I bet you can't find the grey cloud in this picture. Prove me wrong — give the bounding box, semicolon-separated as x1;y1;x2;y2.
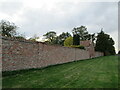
15;2;117;38
0;1;23;15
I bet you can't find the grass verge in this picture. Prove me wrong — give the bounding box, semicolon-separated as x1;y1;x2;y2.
2;55;118;88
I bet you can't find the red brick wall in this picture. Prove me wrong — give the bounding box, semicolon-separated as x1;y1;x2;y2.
2;36;103;71
95;51;104;58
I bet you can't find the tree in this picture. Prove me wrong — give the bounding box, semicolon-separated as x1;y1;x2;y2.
118;51;120;54
73;34;80;45
64;37;73;47
91;33;96;43
43;31;56;44
54;32;71;45
0;20;17;37
72;26;91;40
95;30;116;56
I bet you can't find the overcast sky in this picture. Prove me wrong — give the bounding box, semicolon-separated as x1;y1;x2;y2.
0;0;119;52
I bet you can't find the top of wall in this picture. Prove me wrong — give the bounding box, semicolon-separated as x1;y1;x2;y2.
1;36;87;51
1;36;40;44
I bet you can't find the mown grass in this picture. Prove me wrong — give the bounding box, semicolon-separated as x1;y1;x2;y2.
2;55;118;88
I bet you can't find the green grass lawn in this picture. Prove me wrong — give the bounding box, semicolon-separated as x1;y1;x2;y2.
2;55;118;88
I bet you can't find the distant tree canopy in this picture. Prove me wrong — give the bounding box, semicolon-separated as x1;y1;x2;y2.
95;30;116;56
43;31;57;44
64;37;73;47
0;20;17;37
43;31;71;45
0;20;26;40
72;26;96;45
72;26;91;40
54;32;71;45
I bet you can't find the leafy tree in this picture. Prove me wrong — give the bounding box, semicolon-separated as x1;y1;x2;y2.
64;37;73;46
43;31;56;44
72;26;91;40
54;32;71;45
0;20;17;37
43;32;71;45
95;30;116;56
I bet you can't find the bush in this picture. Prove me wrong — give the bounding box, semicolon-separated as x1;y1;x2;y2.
67;45;85;50
64;37;73;47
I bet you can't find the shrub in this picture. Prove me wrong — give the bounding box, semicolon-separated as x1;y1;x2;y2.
67;45;85;50
64;37;73;47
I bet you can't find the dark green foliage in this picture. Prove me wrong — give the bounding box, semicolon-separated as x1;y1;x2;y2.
43;31;57;44
72;26;90;40
0;20;17;37
91;33;96;43
0;20;26;40
72;26;96;45
95;30;116;56
15;33;26;40
70;45;85;49
42;26;97;46
54;32;71;45
73;34;80;45
15;36;25;40
2;56;118;88
118;51;120;54
43;31;71;45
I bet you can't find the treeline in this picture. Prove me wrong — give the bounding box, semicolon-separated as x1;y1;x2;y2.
0;20;117;55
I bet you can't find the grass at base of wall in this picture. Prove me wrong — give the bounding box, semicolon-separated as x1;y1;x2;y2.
2;57;93;77
2;55;118;88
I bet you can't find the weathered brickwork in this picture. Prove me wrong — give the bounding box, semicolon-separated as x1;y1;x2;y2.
2;36;103;71
95;51;104;58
